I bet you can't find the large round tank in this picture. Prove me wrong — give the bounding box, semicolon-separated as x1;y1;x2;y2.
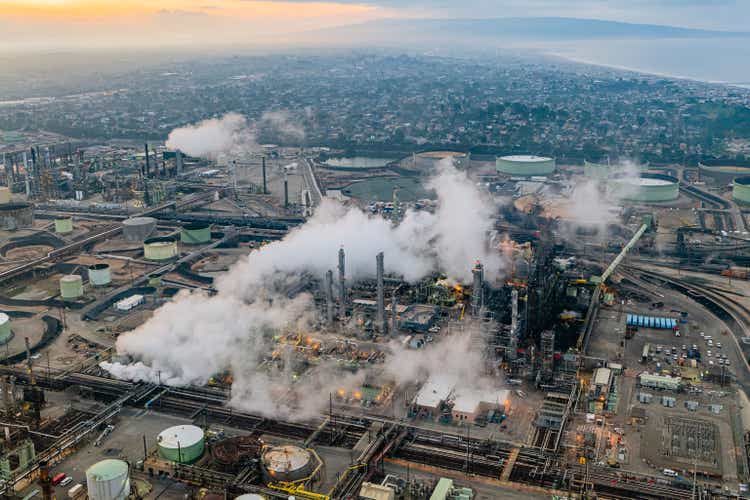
733;176;750;204
496;155;555;176
85;459;130;500
54;217;73;234
59;275;83;299
122;217;156;242
0;187;11;204
235;495;266;500
261;445;314;483
181;223;211;245
157;425;204;464
0;313;12;345
88;264;112;286
0;202;34;230
611;173;679;202
143;237;178;261
699;161;750;183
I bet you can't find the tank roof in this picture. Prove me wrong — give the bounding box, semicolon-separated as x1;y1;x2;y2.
123;216;156;225
0;313;9;324
157;425;204;449
263;445;310;472
499;155;553;162
60;275;82;282
734;176;750;186
89;263;110;270
86;459;129;481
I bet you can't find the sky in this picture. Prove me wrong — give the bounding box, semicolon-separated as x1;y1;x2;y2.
0;0;748;51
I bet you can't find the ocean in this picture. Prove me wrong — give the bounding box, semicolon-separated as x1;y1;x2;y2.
548;38;750;88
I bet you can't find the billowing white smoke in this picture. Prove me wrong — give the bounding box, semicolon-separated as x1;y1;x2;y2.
261;110;306;143
102;160;504;419
165;113;257;159
564;159;644;236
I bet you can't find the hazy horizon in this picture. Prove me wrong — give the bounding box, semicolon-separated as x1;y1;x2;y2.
2;1;750;52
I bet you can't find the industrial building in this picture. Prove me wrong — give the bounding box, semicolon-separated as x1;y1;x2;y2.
496;155;556;176
638;372;681;391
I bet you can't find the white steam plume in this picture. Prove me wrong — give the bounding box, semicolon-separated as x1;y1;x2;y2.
261;110;306;143
165;113;257;159
102;160;505;419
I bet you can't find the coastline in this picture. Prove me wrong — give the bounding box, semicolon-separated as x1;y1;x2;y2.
547;49;750;90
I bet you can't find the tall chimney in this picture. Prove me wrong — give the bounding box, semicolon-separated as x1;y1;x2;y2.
376;252;385;333
338;247;346;318
390;291;398;335
284;170;289;209
471;261;484;317
144;143;150;178
511;288;519;335
262;156;268;194
326;270;335;325
175;149;183;175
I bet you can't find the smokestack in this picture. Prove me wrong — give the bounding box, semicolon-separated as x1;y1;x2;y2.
471;261;484;317
284;170;289;209
325;270;335;326
376;252;385;334
144;143;150;178
511;288;519;334
390;291;398;335
338;247;346;318
176;149;183;175
262;156;268;194
39;460;52;500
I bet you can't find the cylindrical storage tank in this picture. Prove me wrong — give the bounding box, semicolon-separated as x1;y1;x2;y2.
148;274;163;287
88;264;112;286
181;223;212;245
85;459;130;500
144;237;178;261
0;313;12;345
261;445;314;483
733;176;750;204
59;275;83;299
235;495;266;500
611;173;679;202
0;187;10;204
157;425;205;464
0;202;34;230
496;155;555;176
122;216;156;242
54;217;73;234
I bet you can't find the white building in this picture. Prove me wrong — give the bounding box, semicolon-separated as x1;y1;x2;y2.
413;376;455;417
116;294;144;311
451;388;511;423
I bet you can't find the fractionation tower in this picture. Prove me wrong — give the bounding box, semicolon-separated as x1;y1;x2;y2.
376;252;385;333
338;247;346;318
391;291;398;335
507;288;519;361
471;261;484;317
541;330;555;382
262;156;268;194
325;270;335;325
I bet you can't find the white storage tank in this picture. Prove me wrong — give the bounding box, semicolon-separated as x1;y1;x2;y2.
85;459;130;500
235;495;266;500
88;264;112;286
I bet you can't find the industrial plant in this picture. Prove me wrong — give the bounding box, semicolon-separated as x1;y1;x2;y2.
1;128;750;500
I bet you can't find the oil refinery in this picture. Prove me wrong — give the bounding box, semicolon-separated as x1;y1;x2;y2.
1;137;750;500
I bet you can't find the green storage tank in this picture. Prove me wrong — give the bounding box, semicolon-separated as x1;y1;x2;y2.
143;237;178;261
59;275;83;299
733;176;750;204
180;223;211;245
496;155;555;176
54;218;73;234
611;173;679;202
157;425;204;464
0;313;12;345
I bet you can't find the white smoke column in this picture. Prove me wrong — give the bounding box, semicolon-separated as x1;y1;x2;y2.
165;113;257;159
102;160;505;419
261;110;306;143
